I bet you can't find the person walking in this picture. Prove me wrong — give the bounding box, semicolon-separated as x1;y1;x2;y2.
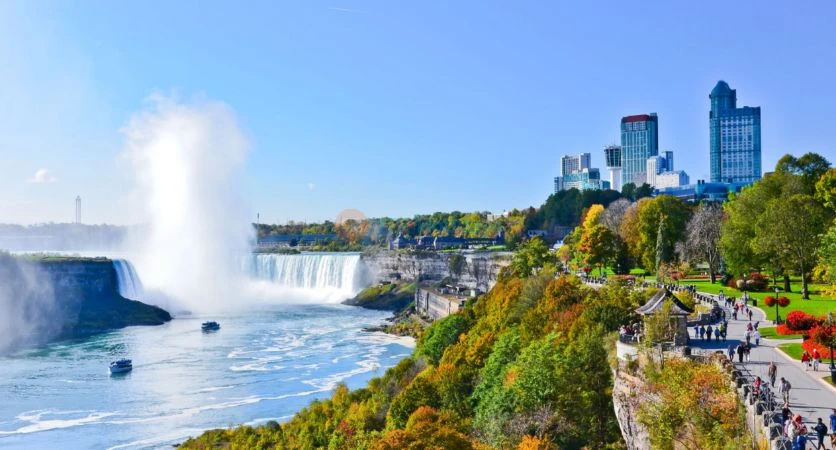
744;343;751;362
748;309;754;321
706;325;713;342
803;351;812;371
745;330;752;346
829;409;836;448
728;345;735;362
813;418;828;450
780;378;792;405
737;343;745;363
694;324;700;339
714;327;720;341
699;325;706;341
813;348;821;371
754;329;761;346
768;361;778;387
782;403;792;425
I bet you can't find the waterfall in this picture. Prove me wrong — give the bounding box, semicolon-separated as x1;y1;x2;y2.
113;259;145;301
243;253;368;298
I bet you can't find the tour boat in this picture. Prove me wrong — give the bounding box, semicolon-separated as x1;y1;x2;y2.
109;359;133;374
201;321;221;332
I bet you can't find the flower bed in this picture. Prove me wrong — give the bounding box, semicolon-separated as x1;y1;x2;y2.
776;310;820;336
802;337;835;360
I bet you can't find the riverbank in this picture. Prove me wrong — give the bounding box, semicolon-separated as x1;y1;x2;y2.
344;282;428;338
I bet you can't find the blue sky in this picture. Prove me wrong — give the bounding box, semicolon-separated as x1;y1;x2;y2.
1;1;835;225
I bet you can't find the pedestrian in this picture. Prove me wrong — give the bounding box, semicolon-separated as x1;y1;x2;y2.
780;378;792;405
753;376;762;397
700;325;706;341
813;348;821;371
745;330;752;346
829;409;836;448
803;351;812;371
794;433;808;450
728;344;735;361
813;417;828;450
748;309;753;321
768;361;777;387
754;329;761;346
755;320;760;330
694;324;700;339
737;343;745;363
706;325;713;342
744;343;751;362
782;403;792;425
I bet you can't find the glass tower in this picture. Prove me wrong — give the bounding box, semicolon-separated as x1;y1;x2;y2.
620;113;659;186
709;81;761;183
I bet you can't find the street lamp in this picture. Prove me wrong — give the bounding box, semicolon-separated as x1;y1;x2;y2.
829;312;836;382
774;287;781;324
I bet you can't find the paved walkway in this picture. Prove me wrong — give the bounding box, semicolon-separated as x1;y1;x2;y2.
689;298;836;448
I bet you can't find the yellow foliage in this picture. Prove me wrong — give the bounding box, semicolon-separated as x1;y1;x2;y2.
582;204;605;230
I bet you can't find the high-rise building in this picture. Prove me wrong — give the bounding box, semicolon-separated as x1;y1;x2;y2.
709;81;761;183
561;152;591;176
620;113;659;187
645;151;675;188
603;145;622;192
554;152;610;193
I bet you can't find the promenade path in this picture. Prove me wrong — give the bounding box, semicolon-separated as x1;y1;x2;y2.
689;297;836;448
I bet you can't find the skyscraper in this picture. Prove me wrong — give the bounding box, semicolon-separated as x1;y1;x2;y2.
709;81;761;183
620;113;659;187
561;152;591;176
603;145;622;192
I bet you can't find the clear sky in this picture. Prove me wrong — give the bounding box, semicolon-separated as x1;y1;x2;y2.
1;1;835;225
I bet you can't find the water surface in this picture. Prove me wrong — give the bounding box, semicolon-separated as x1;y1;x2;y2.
0;304;412;449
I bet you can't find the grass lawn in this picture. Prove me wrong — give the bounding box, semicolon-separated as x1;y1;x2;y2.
758;326;804;340
682;278;836;321
778;343;805;360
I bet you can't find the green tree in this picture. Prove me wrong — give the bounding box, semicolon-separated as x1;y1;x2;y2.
816;168;836;212
634;196;691;272
755;194;831;299
775;152;832;194
511;236;556;277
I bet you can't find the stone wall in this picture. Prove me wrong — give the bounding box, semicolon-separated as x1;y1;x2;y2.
415;288;465;320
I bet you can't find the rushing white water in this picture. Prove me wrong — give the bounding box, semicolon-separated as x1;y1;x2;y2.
112;259;144;301
243;253;368;301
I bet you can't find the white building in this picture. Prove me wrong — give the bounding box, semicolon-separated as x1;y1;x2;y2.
655;170;690;189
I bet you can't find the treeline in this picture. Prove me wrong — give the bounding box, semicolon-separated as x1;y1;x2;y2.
181;247;651;449
562;152;836;299
256;185;652;248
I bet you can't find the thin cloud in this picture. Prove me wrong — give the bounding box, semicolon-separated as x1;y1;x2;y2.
307;182;317;191
329;7;364;13
27;168;57;184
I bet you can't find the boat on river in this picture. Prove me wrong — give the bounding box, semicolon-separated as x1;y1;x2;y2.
109;359;133;374
201;321;221;332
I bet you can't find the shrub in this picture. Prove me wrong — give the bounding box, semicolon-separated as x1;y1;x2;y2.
785;310;818;331
778;296;791;308
763;296;776;307
745;273;769;291
802;337;835;361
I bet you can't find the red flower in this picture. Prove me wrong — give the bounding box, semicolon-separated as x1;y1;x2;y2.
764;296;776;307
777;296;791;307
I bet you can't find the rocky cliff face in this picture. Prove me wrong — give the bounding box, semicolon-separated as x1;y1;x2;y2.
0;255;171;353
360;250;511;291
612;369;651;450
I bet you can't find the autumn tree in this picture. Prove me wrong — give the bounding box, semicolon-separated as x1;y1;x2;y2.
578;224;616;276
511;237;556;277
681;202;724;283
633;196;691;272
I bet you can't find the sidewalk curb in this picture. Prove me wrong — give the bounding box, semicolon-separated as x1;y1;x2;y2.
774;345;836;396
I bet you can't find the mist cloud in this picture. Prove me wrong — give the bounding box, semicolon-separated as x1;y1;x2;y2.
122;94;252;313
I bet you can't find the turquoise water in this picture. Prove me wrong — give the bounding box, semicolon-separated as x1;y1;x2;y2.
0;304;412;449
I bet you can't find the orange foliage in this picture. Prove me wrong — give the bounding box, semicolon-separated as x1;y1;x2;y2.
516;435;557;450
372;407;474;450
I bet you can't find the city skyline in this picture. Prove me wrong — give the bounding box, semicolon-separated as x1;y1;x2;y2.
2;2;835;225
